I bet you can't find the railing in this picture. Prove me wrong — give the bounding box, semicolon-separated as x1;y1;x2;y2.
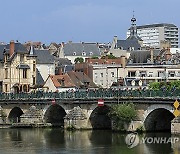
0;89;179;100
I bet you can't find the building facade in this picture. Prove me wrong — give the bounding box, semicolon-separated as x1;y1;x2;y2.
0;41;37;93
127;23;179;48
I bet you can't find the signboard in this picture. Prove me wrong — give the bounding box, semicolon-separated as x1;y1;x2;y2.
173;100;180;117
98;99;104;107
52;99;56;105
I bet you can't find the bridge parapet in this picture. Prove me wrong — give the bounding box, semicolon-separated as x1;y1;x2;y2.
0;89;179;101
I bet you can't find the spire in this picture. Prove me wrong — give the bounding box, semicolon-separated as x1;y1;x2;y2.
127;11;142;41
130;11;137;37
29;45;35;55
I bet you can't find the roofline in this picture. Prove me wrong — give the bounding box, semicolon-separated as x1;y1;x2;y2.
136;23;177;29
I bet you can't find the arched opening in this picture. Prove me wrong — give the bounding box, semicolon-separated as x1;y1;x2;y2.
144;108;175;132
23;85;28;93
89;105;111;129
8;107;24;123
44;104;66;127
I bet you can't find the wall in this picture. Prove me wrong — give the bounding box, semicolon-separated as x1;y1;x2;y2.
37;64;55;82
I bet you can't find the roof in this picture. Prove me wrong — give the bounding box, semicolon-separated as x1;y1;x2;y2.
136;23;177;29
127;35;143;41
49;74;75;88
16;64;30;69
36;69;44;86
85;58;122;65
0;45;6;61
117;40;141;50
67;71;98;88
129;50;161;63
54;57;72;66
34;50;54;64
6;42;29;54
50;42;60;48
63;42;100;56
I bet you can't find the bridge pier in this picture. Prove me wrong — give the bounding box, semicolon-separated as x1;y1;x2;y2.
171;117;180;134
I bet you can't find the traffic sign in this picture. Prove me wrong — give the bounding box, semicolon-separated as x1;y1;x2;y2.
98;99;104;107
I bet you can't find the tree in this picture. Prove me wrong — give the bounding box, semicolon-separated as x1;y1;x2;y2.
91;56;99;59
101;54;117;59
109;103;137;122
74;57;84;64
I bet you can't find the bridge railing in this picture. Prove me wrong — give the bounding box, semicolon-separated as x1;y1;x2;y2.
0;89;179;100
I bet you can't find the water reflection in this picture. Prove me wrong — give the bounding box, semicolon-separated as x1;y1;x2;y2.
0;129;179;154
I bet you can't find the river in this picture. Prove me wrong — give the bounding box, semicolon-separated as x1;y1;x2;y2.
0;129;179;154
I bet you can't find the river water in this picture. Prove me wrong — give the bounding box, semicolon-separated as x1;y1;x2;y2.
0;128;179;154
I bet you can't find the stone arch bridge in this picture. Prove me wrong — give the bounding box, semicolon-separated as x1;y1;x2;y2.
0;96;179;133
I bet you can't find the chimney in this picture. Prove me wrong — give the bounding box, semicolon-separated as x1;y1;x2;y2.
9;40;15;57
58;68;63;75
165;48;172;61
120;56;126;68
61;42;65;47
150;48;154;63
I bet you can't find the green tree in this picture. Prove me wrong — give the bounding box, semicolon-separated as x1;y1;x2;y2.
101;54;117;59
149;82;161;90
109;103;137;122
74;57;84;64
91;56;99;59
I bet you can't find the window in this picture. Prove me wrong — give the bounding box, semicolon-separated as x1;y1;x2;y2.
90;52;93;56
139;71;147;77
23;69;27;79
33;76;36;85
33;61;36;72
20;54;24;63
111;72;115;77
128;71;136;77
5;84;8;92
82;52;86;56
148;72;153;77
100;73;103;78
94;73;97;78
158;71;164;77
73;52;76;56
168;71;175;77
5;68;8;79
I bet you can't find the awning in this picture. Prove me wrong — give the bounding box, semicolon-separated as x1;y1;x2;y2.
16;64;30;69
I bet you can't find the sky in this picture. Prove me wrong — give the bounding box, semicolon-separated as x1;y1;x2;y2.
0;0;179;44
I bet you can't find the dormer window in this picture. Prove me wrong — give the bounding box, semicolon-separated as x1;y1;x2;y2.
82;52;86;56
73;52;76;56
90;52;93;56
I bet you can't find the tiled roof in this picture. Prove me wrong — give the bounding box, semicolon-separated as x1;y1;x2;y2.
0;45;6;61
63;42;100;56
117;40;141;51
6;42;29;54
34;50;54;64
50;74;75;88
67;71;98;88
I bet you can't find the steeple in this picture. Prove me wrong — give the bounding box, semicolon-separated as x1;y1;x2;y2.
127;11;142;41
130;11;137;37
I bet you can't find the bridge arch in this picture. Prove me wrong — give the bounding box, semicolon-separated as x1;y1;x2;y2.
143;105;175;132
8;107;24;123
43;104;66;127
89;105;112;129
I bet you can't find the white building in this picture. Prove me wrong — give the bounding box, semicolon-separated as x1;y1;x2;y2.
34;49;55;87
127;23;179;48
